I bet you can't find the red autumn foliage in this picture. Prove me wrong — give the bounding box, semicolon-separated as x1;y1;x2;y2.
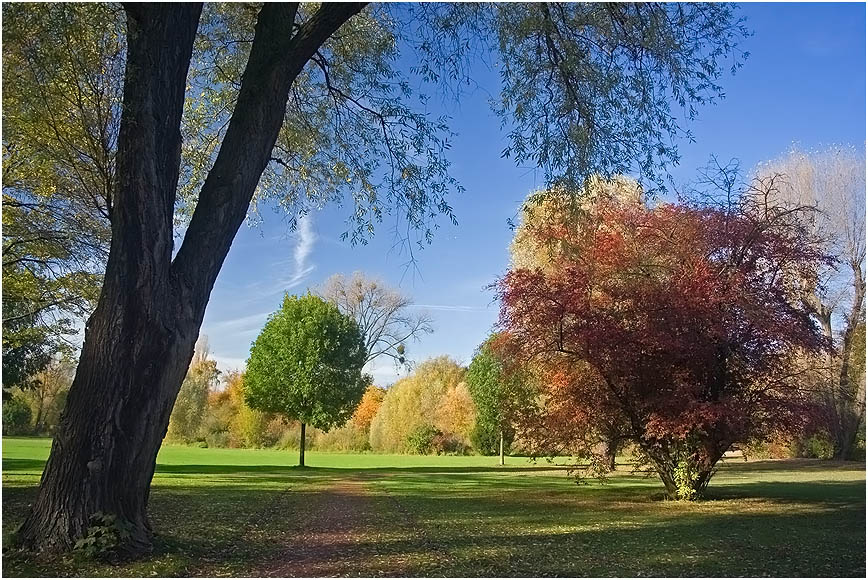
496;195;829;497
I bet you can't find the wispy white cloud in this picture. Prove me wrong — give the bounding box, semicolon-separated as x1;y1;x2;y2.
294;214;316;272
209;311;272;332
241;214;318;299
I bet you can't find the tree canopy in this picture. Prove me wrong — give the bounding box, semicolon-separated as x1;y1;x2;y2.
496;177;827;498
245;294;368;432
1;3;117;388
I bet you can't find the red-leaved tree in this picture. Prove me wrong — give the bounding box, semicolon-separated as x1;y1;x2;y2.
496;184;829;498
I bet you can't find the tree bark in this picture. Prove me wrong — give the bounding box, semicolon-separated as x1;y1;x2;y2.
655;465;679;499
299;422;306;467
15;4;203;553
15;2;366;555
596;436;618;471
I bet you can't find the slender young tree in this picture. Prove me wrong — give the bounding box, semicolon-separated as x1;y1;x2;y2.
245;294;368;467
8;2;749;552
466;334;533;465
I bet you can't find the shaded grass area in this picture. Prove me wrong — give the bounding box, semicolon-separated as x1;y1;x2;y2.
368;468;866;577
2;437;865;577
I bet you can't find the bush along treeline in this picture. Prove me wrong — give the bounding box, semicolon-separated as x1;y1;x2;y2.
2;356;75;436
166;353;489;456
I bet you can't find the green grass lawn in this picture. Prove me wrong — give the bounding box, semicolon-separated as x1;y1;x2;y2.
2;437;865;577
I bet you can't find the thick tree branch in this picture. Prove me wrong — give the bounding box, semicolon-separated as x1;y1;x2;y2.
172;3;366;313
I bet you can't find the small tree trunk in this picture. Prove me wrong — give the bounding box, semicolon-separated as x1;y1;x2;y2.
834;265;866;461
499;429;505;466
835;418;861;461
641;445;681;499
32;398;44;434
594;436;618;472
299;422;306;467
657;468;679;499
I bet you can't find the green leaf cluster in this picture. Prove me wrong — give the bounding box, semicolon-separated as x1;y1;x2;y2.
244;294;368;431
466;334;533;455
73;512;133;560
2;3;117;386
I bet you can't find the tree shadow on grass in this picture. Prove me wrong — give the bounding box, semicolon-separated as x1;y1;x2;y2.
3;465;865;578
151;463;572;475
716;458;866;472
707;479;867;505
2;458;574;479
1;458;46;474
162;482;865;577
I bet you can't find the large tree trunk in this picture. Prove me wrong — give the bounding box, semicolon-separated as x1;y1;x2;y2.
15;5;202;553
15;2;365;555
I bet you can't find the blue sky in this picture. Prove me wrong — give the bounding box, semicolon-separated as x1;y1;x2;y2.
199;2;867;385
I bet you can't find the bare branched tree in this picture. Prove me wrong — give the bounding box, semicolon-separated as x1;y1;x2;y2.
757;145;866;459
318;272;433;366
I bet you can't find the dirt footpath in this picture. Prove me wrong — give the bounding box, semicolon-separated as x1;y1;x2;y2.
254;476;450;577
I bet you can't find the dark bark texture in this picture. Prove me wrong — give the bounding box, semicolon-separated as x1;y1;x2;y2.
16;2;365;554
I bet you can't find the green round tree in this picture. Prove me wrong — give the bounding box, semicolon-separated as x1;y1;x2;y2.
245;293;368;466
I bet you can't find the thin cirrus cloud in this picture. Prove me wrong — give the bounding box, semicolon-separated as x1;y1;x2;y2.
209;310;271;335
239;213;318;301
414;304;493;312
204;214;318;373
